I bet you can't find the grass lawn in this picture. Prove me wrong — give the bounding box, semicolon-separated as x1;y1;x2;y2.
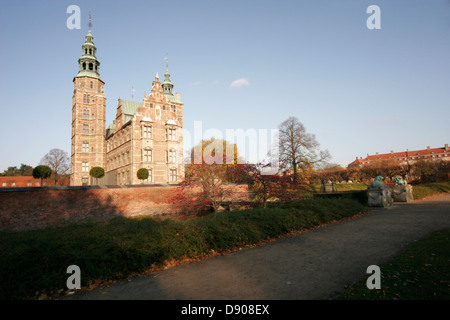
1;181;448;300
0;197;368;300
310;183;368;192
333;228;450;300
412;181;450;200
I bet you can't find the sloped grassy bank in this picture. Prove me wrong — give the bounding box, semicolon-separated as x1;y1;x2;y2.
0;198;367;300
333;228;450;300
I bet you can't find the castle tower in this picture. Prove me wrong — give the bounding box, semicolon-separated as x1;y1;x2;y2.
162;68;174;96
70;25;106;186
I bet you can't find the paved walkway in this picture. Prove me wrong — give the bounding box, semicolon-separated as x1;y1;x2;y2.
64;193;450;300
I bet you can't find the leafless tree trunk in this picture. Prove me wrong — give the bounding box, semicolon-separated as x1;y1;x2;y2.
278;116;330;182
40;148;70;186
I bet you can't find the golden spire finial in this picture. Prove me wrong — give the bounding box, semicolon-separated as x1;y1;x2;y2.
88;10;92;31
164;53;169;71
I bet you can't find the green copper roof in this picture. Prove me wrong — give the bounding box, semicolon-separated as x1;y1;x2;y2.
75;30;102;80
163;70;172;85
164;94;182;104
120;99;143;115
75;70;102;80
105;123;116;138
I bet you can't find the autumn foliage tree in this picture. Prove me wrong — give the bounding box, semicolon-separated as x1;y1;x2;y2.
171;138;252;215
247;163;281;208
411;159;450;183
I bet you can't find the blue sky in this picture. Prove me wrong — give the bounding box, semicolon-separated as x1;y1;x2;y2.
0;0;449;172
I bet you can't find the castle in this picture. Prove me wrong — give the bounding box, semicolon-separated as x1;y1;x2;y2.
70;28;184;186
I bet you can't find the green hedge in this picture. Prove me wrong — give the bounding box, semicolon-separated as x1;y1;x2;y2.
0;198;368;299
312;190;368;205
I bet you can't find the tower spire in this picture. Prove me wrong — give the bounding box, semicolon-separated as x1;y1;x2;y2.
74;11;101;81
88;10;92;32
162;53;174;96
164;53;169;71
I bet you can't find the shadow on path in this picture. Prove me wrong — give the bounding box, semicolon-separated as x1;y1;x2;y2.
63;193;450;300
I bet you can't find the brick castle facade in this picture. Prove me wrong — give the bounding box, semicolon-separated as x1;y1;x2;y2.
71;29;184;186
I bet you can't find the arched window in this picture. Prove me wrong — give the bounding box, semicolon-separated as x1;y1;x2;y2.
82;62;86;70
89;63;93;70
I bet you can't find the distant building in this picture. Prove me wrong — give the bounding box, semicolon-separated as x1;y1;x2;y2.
348;144;450;168
70;27;184;186
0;176;69;188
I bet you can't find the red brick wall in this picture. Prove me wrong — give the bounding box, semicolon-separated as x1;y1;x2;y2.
0;184;248;231
0;176;70;188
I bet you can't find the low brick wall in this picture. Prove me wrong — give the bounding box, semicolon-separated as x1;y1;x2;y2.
0;184;249;231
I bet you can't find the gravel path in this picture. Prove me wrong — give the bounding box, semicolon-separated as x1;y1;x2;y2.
63;193;450;300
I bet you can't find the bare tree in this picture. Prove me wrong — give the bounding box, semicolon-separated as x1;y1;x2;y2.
40;148;70;185
278;116;330;182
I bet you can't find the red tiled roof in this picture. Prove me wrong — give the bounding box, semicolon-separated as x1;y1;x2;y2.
0;176;70;188
348;146;449;167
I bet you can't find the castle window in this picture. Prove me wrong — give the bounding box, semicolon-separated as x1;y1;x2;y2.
83;94;90;104
148;169;153;183
169;169;177;182
169;149;176;163
82;109;90;119
89;63;93;71
82;143;89;153
167;128;176;141
82;62;86;70
83;124;89;134
172;105;176;113
81;177;89;185
142;149;152;162
142;125;152;139
162;106;166;111
82;162;89;172
150;103;153;108
90;81;93;89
